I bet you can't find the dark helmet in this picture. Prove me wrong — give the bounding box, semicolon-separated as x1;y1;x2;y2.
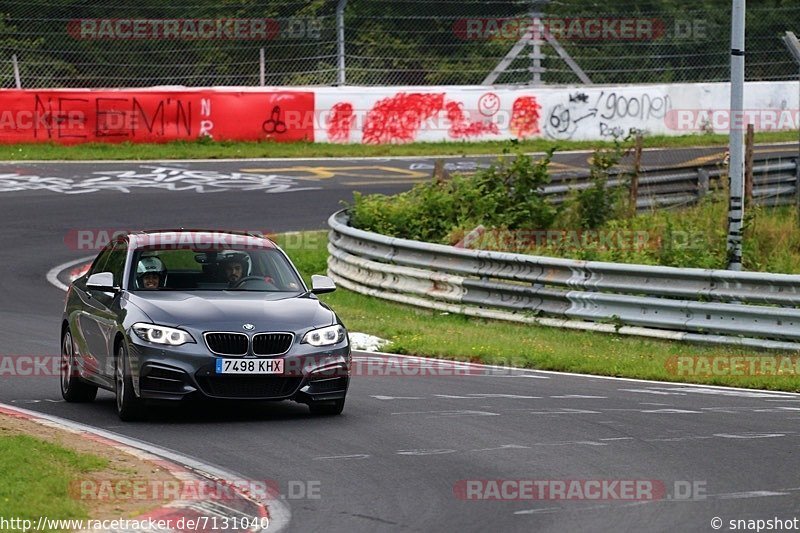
219;251;251;276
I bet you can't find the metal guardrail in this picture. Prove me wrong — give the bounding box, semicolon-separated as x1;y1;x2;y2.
328;204;800;351
543;156;799;210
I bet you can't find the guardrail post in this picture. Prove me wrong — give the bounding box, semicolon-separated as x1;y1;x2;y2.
697;168;710;199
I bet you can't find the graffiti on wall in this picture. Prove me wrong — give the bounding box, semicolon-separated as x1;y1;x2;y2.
545;90;671;140
0;91;315;144
325;92;547;144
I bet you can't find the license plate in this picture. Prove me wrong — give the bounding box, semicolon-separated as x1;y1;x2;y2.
215;358;284;374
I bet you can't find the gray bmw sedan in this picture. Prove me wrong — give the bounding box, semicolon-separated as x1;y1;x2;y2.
60;230;350;420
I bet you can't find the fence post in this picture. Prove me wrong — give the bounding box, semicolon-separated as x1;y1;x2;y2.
259;48;265;87
744;123;754;207
725;0;746;271
11;54;21;89
433;159;450;183
336;0;348;86
629;134;643;216
781;32;800;226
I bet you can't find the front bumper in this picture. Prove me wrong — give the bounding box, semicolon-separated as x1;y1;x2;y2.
128;335;350;403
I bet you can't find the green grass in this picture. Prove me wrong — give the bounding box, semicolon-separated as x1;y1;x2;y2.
0;130;796;160
0;434;108;530
521;201;800;274
276;230;800;393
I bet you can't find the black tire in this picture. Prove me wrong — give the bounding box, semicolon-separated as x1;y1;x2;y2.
308;398;345;416
115;343;144;421
60;329;98;403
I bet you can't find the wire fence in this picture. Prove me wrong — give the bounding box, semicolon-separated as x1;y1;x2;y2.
1;0;799;88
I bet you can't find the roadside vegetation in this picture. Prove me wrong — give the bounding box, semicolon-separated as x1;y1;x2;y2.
276;231;800;393
0;130;795;160
349;139;800;273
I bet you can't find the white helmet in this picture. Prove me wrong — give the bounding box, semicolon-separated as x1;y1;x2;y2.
136;256;167;288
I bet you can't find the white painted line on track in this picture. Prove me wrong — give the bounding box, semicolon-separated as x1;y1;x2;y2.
46;255;94;292
354;351;800;397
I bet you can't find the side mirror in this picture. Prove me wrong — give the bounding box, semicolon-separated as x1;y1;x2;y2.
310;274;336;294
86;272;118;292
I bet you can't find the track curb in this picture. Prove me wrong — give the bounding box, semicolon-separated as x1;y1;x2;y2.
0;403;290;532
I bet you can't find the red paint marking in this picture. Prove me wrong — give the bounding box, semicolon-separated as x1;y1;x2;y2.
445;101;499;138
362;93;445;144
509;96;542;138
362;93;498;143
69;264;91;282
327;102;354;142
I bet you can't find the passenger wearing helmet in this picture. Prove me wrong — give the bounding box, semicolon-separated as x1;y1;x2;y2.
137;256;167;289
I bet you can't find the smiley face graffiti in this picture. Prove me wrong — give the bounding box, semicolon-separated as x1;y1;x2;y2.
477;92;501;117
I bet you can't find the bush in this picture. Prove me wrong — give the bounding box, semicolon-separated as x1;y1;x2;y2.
348;147;557;243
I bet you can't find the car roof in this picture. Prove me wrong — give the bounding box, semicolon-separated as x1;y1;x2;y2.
125;229;278;250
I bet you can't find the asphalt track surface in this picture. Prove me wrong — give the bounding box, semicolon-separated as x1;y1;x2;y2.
1;145;800;532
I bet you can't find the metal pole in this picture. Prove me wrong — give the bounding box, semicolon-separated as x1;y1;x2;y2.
529;1;544;85
336;0;347;86
726;0;745;271
11;54;21;89
744;123;754;207
783;32;800;223
259;48;265;87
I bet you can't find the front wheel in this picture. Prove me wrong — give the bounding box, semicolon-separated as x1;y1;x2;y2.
115;343;143;421
308;398;345;416
60;329;97;403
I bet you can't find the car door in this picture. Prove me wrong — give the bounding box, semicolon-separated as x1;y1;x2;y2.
80;240;128;385
71;243;114;381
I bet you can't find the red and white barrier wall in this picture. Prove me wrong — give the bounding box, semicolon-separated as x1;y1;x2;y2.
0;81;796;144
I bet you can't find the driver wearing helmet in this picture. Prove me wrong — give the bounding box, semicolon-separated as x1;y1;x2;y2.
219;252;249;287
137;256;167;289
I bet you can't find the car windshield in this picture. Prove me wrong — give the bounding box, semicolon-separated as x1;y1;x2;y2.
129;247;305;293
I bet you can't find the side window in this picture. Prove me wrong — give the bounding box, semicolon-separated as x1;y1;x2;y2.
88;245;113;277
105;241;128;287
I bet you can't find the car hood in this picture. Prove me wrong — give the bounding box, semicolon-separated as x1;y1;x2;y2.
127;291;335;332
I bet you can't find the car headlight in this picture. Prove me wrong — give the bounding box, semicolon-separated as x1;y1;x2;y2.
302;325;346;347
132;323;195;346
